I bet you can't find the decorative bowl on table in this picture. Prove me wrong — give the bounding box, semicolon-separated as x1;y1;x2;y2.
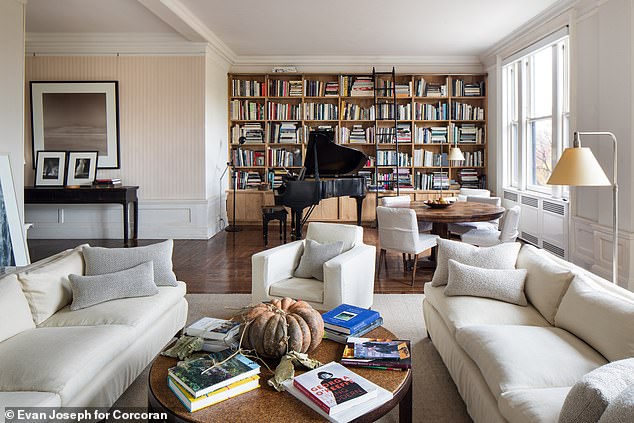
424;199;455;209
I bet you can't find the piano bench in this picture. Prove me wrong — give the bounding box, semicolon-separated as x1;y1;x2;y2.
262;206;288;246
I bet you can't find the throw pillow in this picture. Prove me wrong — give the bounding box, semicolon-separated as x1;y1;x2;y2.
17;245;85;324
598;383;634;423
559;358;634;423
293;239;344;281
0;274;35;342
516;244;574;324
68;261;158;310
82;240;178;286
430;238;521;287
444;259;528;306
555;275;634;361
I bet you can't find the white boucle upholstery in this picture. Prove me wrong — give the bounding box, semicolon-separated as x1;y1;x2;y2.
456;325;607;399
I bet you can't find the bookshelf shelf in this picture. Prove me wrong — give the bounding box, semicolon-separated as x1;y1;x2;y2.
228;72;487;219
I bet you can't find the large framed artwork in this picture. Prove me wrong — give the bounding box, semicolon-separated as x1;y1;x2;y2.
0;154;30;266
30;81;121;169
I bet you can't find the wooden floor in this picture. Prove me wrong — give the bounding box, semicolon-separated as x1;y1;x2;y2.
28;225;434;294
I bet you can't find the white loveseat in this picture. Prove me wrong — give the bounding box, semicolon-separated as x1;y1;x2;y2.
424;244;634;423
252;222;375;310
0;245;188;411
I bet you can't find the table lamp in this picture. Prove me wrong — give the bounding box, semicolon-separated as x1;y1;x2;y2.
547;131;618;284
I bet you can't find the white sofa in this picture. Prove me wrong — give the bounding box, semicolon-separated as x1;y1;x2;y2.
252;222;375;310
0;245;188;412
423;244;634;423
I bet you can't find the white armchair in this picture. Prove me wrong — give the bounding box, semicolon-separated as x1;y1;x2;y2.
251;222;376;310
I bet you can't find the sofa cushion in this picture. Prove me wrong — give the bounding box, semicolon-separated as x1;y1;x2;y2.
269;277;323;304
559;358;634;423
555;275;634;361
39;282;186;332
499;387;570;423
516;244;574;324
0;326;134;404
445;259;528;306
17;246;85;325
431;239;520;287
69;261;158;310
598;384;634;423
293;239;344;281
456;325;607;399
305;222;362;252
0;274;35;343
424;283;549;336
82;240;178;286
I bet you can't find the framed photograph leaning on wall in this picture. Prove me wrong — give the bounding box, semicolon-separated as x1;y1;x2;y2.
30;81;121;169
34;151;67;187
0;154;30;266
66;151;98;186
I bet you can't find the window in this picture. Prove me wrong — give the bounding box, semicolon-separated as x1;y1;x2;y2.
503;31;569;196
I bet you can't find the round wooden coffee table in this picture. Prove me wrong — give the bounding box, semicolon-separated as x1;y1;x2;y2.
148;326;412;422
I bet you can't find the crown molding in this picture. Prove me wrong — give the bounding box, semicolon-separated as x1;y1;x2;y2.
138;0;236;64
479;0;584;67
25;32;207;56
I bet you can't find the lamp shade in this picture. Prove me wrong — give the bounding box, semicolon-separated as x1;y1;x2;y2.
448;147;465;161
547;147;611;186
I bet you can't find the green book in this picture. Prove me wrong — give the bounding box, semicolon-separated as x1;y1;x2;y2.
168;350;260;398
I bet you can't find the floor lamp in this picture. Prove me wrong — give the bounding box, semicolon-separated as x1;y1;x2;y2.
225;136;247;233
547;131;618;284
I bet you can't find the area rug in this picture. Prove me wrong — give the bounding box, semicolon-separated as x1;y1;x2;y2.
113;294;471;422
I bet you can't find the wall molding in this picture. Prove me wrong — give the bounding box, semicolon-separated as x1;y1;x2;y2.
25;199;222;240
25;32;208;56
571;216;633;289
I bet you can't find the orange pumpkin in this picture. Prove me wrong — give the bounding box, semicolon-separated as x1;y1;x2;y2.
240;297;324;358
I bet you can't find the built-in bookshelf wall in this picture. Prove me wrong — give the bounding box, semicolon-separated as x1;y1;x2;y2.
228;72;487;192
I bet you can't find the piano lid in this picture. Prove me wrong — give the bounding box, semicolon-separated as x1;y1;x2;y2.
303;130;368;178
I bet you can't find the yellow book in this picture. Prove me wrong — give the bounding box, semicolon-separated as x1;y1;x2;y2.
168;375;260;412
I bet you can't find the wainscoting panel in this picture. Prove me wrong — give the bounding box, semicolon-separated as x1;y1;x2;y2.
25;200;215;240
571;216;633;290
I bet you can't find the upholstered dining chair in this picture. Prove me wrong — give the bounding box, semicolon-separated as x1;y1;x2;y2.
376;206;439;286
447;195;502;236
461;205;521;247
251;222;375;310
380;195;432;232
457;188;491;201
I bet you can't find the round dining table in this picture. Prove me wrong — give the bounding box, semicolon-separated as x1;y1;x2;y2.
392;201;505;239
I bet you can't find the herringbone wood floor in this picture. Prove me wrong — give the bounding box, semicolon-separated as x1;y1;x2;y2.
28;225;433;294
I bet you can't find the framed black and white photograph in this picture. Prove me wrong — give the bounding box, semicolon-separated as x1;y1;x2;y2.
66;151;98;186
30;81;120;169
35;151;67;187
0;154;30;266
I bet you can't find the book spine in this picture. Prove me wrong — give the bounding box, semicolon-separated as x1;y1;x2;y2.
293;380;331;414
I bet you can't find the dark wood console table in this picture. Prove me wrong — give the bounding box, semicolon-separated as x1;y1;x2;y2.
25;186;139;246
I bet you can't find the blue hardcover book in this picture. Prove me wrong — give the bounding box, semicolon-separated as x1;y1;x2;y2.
322;304;380;334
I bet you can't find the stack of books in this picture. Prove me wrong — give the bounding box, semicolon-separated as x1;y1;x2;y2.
168;350;260;412
283;361;392;422
341;337;412;370
458;168;480;188
184;317;240;352
94;178;122;187
322;304;383;344
350;77;374;96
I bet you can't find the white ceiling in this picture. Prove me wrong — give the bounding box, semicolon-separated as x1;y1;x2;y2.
26;0;565;58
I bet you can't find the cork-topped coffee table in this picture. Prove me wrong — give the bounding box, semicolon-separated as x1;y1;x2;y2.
148;326;412;422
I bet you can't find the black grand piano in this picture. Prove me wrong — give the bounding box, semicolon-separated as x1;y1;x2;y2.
275;130;368;238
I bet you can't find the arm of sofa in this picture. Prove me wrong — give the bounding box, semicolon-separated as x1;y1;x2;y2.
251;240;304;304
322;244;376;310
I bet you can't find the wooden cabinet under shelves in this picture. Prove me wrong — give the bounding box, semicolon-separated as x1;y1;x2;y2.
227;71;486;223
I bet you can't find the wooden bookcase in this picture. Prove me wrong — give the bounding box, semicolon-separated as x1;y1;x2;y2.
227;72;487;223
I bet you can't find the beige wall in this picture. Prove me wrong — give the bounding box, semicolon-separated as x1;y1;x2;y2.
0;0;25;218
25;55;206;201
